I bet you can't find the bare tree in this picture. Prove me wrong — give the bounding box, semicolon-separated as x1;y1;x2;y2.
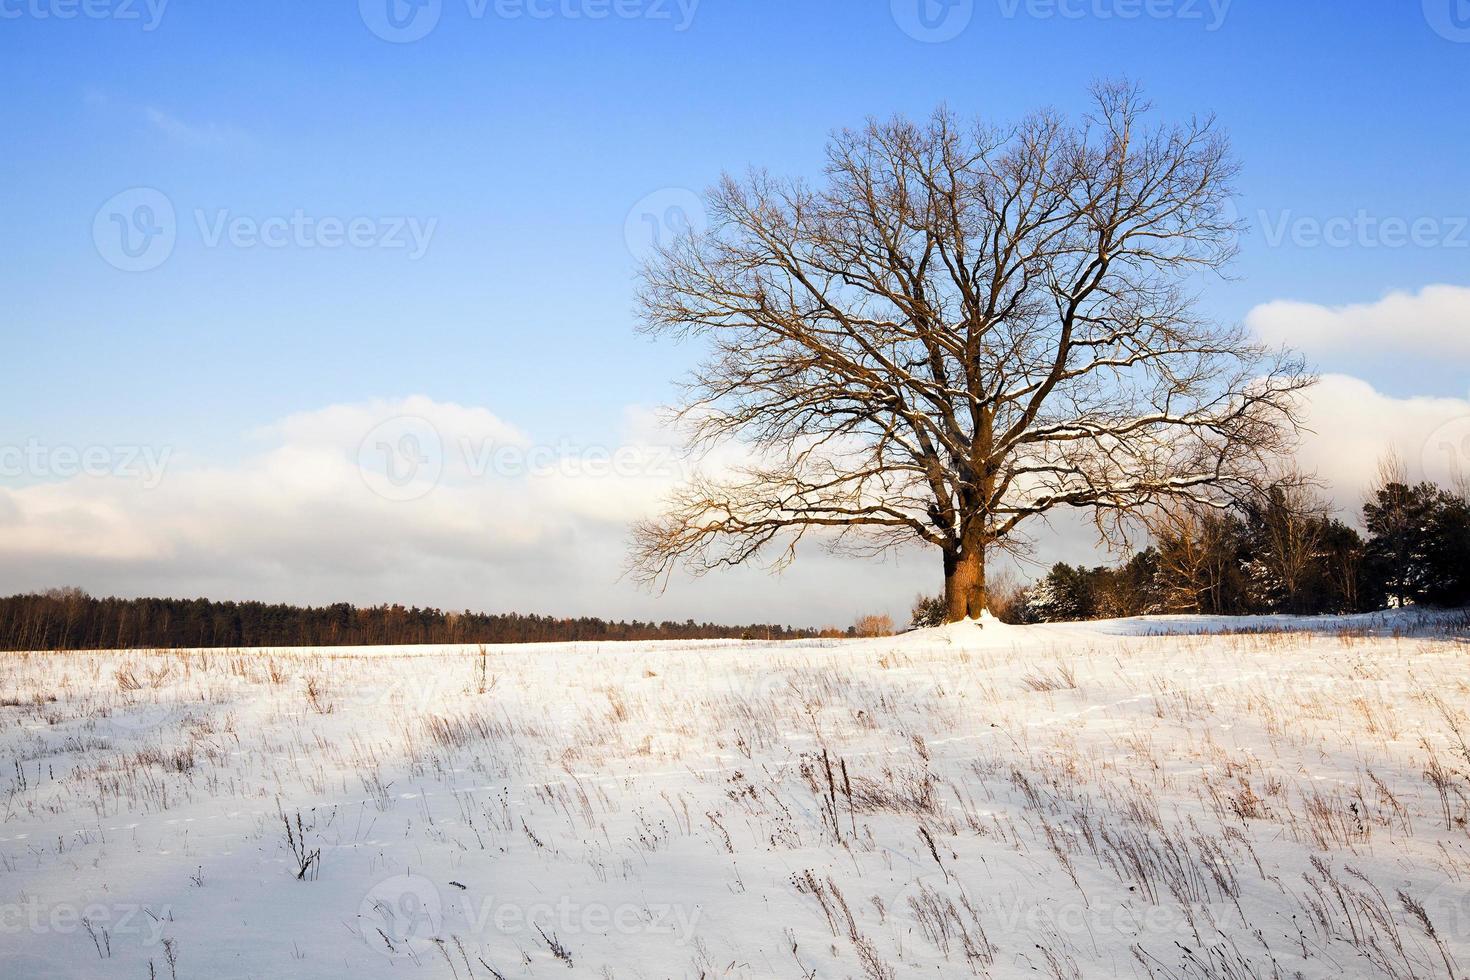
1149;502;1248;615
851;613;895;638
1364;451;1413;608
1372;450;1408;497
1244;477;1333;614
630;83;1314;622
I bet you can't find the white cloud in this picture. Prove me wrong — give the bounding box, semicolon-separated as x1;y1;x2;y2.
4;379;1464;624
1247;284;1470;359
258;396;526;449
0;398;925;626
1294;375;1470;518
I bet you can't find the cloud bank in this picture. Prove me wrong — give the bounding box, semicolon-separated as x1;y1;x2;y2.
0;397;924;627
1247;284;1470;359
3;373;1467;625
1293;374;1470;513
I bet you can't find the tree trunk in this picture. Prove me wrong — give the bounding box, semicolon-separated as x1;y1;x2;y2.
943;545;987;623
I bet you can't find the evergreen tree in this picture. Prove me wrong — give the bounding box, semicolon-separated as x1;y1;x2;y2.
1363;482;1465;607
1318;519;1370;614
1025;564;1096;623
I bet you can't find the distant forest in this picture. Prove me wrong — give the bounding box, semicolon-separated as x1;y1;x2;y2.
0;589;820;651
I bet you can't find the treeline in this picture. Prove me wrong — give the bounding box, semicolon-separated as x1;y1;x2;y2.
0;590;818;651
1010;473;1470;624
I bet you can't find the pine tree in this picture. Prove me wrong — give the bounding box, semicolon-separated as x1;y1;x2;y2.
1364;481;1470;608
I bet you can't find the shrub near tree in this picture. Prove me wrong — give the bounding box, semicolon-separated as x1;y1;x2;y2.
852;614;896;637
1024;564;1096;623
909;595;948;630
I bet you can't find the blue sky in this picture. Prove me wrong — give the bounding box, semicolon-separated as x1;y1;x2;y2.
2;1;1468;623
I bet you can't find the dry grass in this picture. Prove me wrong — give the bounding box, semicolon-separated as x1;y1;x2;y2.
1;623;1467;978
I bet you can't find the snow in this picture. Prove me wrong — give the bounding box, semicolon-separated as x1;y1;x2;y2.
2;614;1468;979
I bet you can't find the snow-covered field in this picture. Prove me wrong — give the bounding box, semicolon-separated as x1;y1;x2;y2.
2;612;1469;979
